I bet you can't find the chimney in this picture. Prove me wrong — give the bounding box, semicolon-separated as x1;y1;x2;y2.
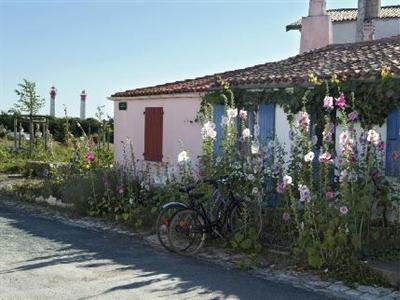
356;0;381;41
80;90;87;119
49;86;57;117
300;0;333;53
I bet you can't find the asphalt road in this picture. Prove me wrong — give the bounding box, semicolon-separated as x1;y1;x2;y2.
0;201;337;300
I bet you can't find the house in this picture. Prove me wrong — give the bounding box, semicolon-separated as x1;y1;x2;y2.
286;3;400;52
110;0;400;177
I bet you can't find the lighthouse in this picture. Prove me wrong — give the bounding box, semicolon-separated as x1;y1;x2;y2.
80;90;87;119
49;86;57;117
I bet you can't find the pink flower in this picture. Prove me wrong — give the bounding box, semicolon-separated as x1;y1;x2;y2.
239;109;248;119
348;111;359;122
319;152;332;163
391;150;400;161
377;140;385;152
323;96;334;110
335;93;346;108
339;130;354;153
297;112;310;131
282;212;290;222
85;151;94;162
116;185;124;195
325;190;336;200
276;181;286;194
339;206;349;215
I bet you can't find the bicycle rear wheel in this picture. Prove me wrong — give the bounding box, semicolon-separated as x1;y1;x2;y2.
156;204;186;252
168;209;206;255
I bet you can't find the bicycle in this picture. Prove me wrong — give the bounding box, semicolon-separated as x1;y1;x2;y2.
167;176;263;255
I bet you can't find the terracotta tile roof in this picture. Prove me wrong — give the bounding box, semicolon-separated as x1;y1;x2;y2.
286;5;400;31
111;36;400;98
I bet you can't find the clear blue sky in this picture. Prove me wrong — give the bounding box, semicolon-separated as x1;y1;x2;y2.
0;0;398;118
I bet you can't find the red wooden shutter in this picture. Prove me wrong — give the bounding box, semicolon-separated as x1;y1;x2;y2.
144;107;163;161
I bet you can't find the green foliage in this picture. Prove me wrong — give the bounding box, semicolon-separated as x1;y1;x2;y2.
13;79;45;116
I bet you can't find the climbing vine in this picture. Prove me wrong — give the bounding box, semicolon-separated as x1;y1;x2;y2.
201;71;400;129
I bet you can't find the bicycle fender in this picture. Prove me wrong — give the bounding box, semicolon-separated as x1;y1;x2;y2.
162;202;187;210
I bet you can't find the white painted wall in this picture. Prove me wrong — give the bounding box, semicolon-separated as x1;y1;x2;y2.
332;19;400;44
274;105;292;160
113;93;203;168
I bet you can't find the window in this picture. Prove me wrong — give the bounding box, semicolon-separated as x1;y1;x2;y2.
386;108;400;177
144;107;163;162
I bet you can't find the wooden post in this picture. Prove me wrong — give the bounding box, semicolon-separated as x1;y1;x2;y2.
29;119;33;156
18;123;22;149
43;120;48;150
13;118;17;150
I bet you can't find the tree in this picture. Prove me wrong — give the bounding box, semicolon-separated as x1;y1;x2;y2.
14;79;45;116
13;79;45;155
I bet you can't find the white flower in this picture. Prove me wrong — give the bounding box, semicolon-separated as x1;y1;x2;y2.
283;175;293;186
247;174;255;181
339;130;354;151
227;108;238;120
129;198;134;205
201;121;217;140
242;128;251;139
304;151;315;162
298;184;311;202
367;129;380;146
252;187;259;195
177;150;190;163
221;116;229;126
251;142;260;154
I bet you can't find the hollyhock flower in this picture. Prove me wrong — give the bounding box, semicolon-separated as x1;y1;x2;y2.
227;108;238;120
325;190;336;200
304;151;315;162
177;150;189;163
323;96;334;110
221;116;229;126
201;121;217;140
251;142;260;154
116;185;124;195
339;206;349;215
297;112;310;131
247;174;255;181
85;151;94;162
367;129;380;146
252;187;259;195
298;184;311;202
283;175;293;186
276;181;286;194
339;130;354;152
239;109;248;119
282;212;290;222
348;111;359;122
335;93;346;108
391;150;400;161
377;140;385;152
242;128;251;139
319;152;332;163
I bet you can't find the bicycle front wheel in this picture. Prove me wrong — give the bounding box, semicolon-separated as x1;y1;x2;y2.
168;209;206;255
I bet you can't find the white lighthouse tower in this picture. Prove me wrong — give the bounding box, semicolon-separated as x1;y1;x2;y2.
80;90;87;119
49;86;57;117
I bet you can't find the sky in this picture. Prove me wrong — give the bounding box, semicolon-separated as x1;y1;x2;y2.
0;0;399;118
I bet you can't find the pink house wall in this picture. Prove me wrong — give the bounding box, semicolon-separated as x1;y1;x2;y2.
113;93;203;168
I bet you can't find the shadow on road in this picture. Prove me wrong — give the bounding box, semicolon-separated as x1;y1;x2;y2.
0;203;331;300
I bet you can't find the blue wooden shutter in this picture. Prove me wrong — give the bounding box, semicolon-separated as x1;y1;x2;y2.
213;104;224;157
386;108;400;177
258;103;275;146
